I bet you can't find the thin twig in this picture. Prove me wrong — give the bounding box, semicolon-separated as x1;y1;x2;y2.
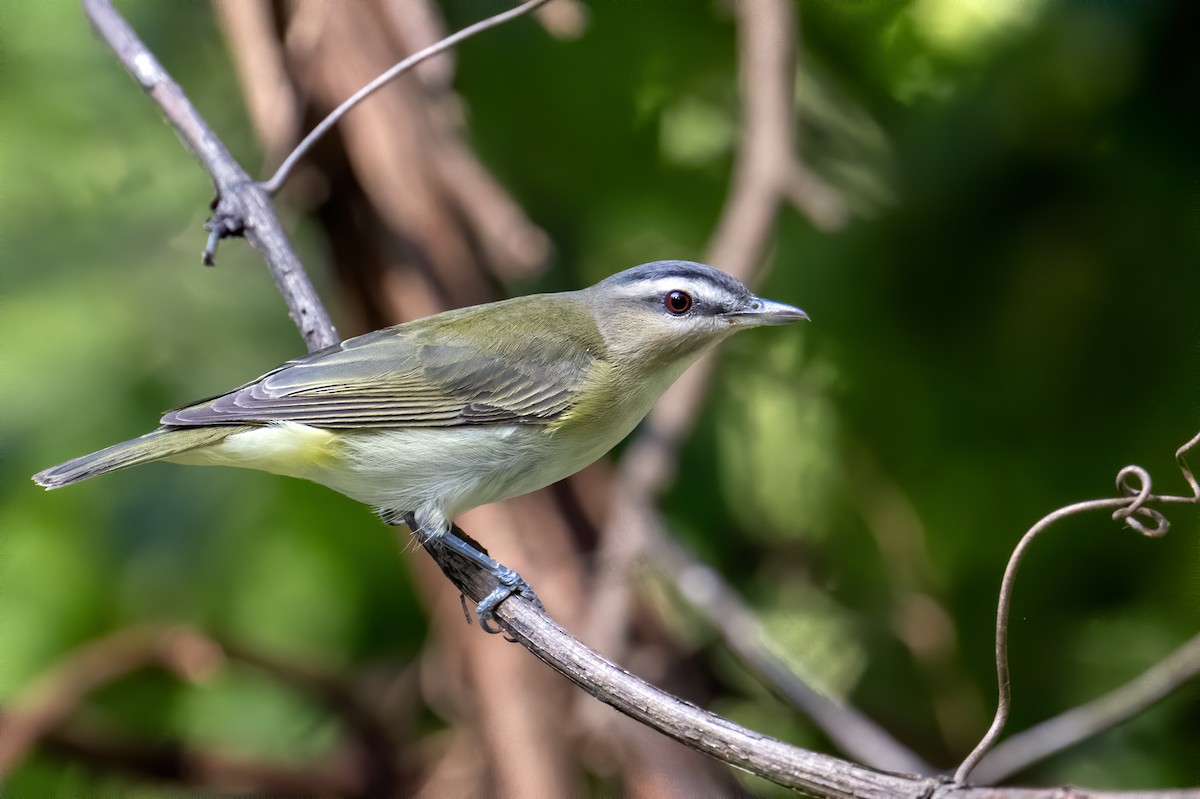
955;433;1200;784
261;0;554;196
972;630;1200;784
81;0;338;352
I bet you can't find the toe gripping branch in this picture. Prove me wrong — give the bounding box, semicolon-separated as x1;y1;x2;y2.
391;512;544;634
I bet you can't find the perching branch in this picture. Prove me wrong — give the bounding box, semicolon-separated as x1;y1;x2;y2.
955;432;1200;783
81;0;338;352
424;529;1200;799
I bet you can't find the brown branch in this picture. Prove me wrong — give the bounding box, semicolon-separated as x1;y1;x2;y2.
260;0;555;196
211;1;302;172
584;0;822;659
956;433;1200;783
220;642;403;796
611;0;848;485
534;0;589;39
81;0;338;352
849;445;988;755
0;625;403;795
0;626;221;776
250;1;580;791
41;721;368;796
379;0;456;91
972;630;1200;784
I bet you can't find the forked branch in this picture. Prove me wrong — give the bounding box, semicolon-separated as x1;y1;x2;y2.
81;0;338;351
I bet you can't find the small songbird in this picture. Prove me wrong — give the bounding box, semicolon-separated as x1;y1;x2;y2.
34;260;807;630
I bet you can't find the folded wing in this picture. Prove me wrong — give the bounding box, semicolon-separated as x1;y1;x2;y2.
162;305;599;429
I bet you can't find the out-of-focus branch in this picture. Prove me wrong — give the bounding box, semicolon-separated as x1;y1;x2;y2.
82;0;338;352
0;626;221;775
222;642;403;796
210;1;301;171
534;0;588;39
593;0;848;500
849;444;987;757
956;433;1200;784
258;3;573;791
972;630;1200;784
261;0;554;196
587;0;825;659
66;2;1200;790
0;625;403;795
651;531;933;775
577;0;910;775
41;721;368;796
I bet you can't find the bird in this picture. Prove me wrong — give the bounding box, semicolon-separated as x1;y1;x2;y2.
34;260;808;631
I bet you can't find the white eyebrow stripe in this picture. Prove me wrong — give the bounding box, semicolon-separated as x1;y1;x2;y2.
611;276;737;302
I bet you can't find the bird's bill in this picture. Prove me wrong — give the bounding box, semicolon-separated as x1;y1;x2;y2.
723;297;810;326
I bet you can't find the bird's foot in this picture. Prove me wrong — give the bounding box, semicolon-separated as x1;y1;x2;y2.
433;530;542;634
384;509;542;634
474;563;542;634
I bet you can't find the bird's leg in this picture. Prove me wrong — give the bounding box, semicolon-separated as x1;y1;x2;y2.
388;511;542;634
434;531;544;634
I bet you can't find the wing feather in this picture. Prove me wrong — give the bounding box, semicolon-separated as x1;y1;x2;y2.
161;296;607;429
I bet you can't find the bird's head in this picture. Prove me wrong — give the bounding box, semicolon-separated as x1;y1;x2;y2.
578;260;808;372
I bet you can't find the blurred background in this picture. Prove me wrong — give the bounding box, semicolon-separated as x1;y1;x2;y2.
2;0;1198;794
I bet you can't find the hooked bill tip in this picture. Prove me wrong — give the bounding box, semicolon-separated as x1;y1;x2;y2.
728;298;809;326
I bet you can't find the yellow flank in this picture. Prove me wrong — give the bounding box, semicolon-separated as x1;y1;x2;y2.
168;422;341;481
547;359;620;433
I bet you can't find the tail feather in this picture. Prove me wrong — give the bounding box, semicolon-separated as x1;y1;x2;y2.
33;426;250;489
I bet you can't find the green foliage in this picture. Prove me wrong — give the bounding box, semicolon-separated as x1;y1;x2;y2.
3;0;1197;792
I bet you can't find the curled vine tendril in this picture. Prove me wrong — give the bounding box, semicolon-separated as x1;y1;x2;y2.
1112;465;1169;537
954;431;1200;785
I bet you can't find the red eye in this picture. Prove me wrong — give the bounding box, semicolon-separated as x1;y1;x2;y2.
664;290;693;315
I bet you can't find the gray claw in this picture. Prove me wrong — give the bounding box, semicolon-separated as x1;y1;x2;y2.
474;566;542;634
